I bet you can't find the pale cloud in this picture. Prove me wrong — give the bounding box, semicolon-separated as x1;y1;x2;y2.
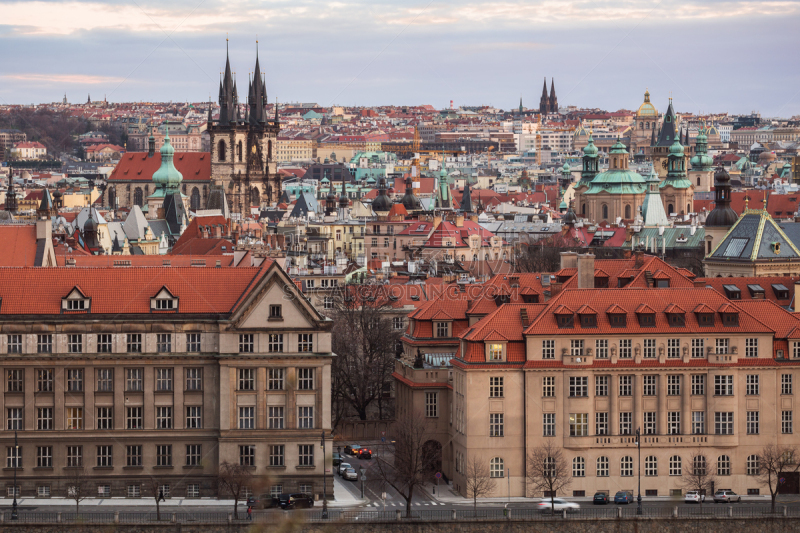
1;73;126;84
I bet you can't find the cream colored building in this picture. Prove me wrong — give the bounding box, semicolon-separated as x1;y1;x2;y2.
276;138;313;162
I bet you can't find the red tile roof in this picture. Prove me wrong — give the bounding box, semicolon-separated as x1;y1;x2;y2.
108;152;211;182
0;226;39;266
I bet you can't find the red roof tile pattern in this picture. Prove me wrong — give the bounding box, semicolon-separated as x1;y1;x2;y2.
0;226;39;266
698;276;797;306
108;152;211;182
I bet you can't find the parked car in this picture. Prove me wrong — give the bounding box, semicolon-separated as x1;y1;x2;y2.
343;467;359;481
357;447;373;459
713;490;741;503
344;444;362;456
537;498;579;513
277;493;314;510
338;462;352;476
247;494;278;509
333;452;342;466
593;492;609;505
685;491;705;503
614;491;633;504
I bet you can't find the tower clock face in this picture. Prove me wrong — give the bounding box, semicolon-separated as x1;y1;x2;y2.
662;160;668;169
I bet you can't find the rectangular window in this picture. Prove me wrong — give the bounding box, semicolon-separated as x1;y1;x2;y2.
714;375;733;396
297;368;314;390
543;413;555;436
488;376;504;398
7;408;22;430
783;411;793;434
96;445;113;467
324;297;333;310
186;406;202;429
185;368;203;391
186;333;201;352
156;406;173;429
425;392;438;417
268;334;283;353
155;368;173;391
96;334;112;353
569;376;588;397
66;368;83;392
298;406;314;428
7;334;22;354
691;338;704;358
126;334;142;353
68;334;82;353
570;339;584;356
595;376;608;396
643;412;657;435
715;412;734;435
667;375;680;396
619;375;633;396
127;485;141;498
542;340;555;359
782;374;793;395
66;407;83;430
38;334;53;354
156;445;172;467
240;445;256;467
37;407;53;431
595;339;608;359
595;412;608;435
239;334;254;353
488;344;503;360
392;317;404;330
668;412;680;435
436;322;449;338
715;338;729;354
270;445;285;467
619;339;632;359
268;406;284;429
238;406;255;429
37;446;52;468
156;334;172;353
746;374;759;395
126;407;142;430
745;338;758;358
569;413;588;436
691;375;705;396
643;338;657;358
298;334;313;352
268;368;285;390
747;411;759;435
186;444;202;466
37;369;53;392
67;446;83;467
667;338;680;358
238;368;255;391
643;375;657;396
96;407;113;430
269;304;282;319
542;376;555;397
619;412;632;435
298;444;314;467
126;445;142;467
126;368;143;392
6;369;22;392
187;484;200;498
96;368;113;392
489;413;504;437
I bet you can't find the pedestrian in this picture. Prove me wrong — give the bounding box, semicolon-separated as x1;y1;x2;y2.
247;505;252;521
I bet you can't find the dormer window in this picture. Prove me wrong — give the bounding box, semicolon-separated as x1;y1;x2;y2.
487;343;505;362
580;315;597;328
609;314;626;327
435;322;451;338
723;285;741;300
722;313;739;327
773;284;790;299
67;299;86;311
638;314;655;327
151;287;178;312
62;287;90;313
668;313;686;327
618;277;632;288
697;313;714;326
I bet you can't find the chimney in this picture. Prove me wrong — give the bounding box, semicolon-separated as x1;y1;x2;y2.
216;260;221;268
634;250;644;269
693;279;705;288
455;215;464;227
550;281;563;297
577;253;595;289
36;217;51;241
559;251;578;270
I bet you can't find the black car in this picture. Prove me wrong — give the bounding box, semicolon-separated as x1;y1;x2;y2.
593;492;609;505
357;448;372;459
248;494;278;509
277;493;314;510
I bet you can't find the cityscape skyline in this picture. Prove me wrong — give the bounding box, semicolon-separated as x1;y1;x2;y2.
1;0;798;115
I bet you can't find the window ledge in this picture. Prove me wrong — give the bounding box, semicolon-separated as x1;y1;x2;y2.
268;466;286;470
2;467;21;471
268;317;284;322
183;465;203;470
295;466;316;470
33;467;53;471
152;466;174;470
93;466;114;470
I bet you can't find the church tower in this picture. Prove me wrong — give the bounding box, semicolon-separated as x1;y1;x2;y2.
549;78;558;113
659;138;694;218
539;77;549;115
208;41;281;216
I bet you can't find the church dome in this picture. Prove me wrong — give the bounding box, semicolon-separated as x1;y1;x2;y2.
706;167;738;227
151;132;183;189
372;178;393;213
609;139;628;154
562;162;570;172
635;89;658;117
669;139;684;157
583;134;598;156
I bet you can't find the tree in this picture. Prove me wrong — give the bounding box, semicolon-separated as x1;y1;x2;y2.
680;451;715;511
217;462;252;519
526;441;571;512
373;412;438;515
756;444;800;513
148;477;167;521
329;285;402;421
65;466;92;515
513;233;581;273
464;455;496;514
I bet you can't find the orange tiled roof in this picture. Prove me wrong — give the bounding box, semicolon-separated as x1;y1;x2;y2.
108;152;211;182
0;225;39;266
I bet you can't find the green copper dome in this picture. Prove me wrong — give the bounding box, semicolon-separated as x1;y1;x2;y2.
669;139;684;156
690;128;714;170
610;139;627;154
152;131;183;190
562;162;570;172
583;135;598;157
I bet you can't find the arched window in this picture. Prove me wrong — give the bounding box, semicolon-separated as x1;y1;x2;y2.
669;455;682;476
473;254;478;262
490;457;504;478
217;140;226;161
646;122;650;129
746;455;759;476
190;187;201;211
572;457;585;477
602;205;608;220
250;187;260;206
133;187;143;207
717;455;731;476
596;456;609;477
484;253;489;261
645;456;658;476
687;203;691;215
582;203;586;215
613;158;618;169
268;140;273;160
620;456;633;477
624;204;631;219
640;122;644;130
697;177;701;186
107;187;116;209
502;253;507;260
693;455;706;476
460;255;465;262
237;140;243;162
668;204;674;215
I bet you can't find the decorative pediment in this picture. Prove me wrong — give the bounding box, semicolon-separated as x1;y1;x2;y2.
62;286;91;312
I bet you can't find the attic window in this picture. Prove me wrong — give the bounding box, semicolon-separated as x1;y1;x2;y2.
668;313;685;327
723;285;741;299
62;288;90;313
556;315;574;329
151;287;178;312
747;284;765;298
772;284;790;299
609;314;626;328
637;313;656;327
618;277;631;288
697;313;714;326
655;279;670;288
580;314;597;328
772;242;781;254
722;312;739;327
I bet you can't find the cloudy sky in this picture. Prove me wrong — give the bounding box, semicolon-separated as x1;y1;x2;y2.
1;0;798;116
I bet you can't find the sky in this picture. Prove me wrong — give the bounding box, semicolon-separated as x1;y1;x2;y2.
1;0;799;116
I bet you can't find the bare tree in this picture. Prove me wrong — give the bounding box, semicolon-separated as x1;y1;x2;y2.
65;466;92;515
147;477;167;521
373;412;438;515
464;455;496;514
680;451;716;510
526;441;571;512
513;233;581;273
217;462;253;519
329;286;402;421
756;444;800;513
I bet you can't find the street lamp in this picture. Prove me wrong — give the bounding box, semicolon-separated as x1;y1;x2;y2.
11;430;18;520
636;427;642;515
321;431;328;519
